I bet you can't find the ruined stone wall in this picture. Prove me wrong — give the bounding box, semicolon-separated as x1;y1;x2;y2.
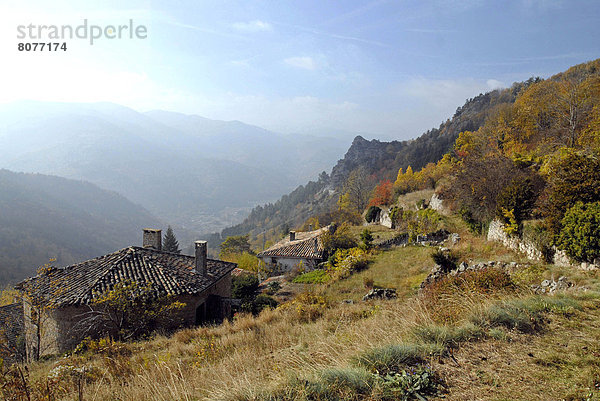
487;219;588;268
260;257;318;272
487;219;544;261
22;300;61;360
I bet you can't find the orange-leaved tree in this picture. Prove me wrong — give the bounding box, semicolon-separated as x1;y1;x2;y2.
369;180;393;206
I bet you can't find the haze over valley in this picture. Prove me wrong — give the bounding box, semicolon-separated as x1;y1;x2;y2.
0;100;351;235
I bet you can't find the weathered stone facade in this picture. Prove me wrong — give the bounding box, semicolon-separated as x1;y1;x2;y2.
21;273;232;358
429;193;446;214
0;302;25;362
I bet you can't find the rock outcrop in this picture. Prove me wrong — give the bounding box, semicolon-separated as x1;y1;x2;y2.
530;276;574;294
420;260;526;290
363;288;397;301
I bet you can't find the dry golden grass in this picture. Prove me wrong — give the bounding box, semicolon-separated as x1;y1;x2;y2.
16;216;600;401
436;299;600;400
396;189;435;211
347;224;398;243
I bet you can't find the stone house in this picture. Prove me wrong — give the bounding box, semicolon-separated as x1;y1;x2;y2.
257;226;333;271
16;229;236;360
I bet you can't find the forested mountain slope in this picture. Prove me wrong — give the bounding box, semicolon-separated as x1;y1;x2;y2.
0;169;164;284
223;79;535;242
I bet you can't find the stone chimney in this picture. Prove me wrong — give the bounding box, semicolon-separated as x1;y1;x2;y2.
289;231;296;241
195;241;207;275
143;228;162;250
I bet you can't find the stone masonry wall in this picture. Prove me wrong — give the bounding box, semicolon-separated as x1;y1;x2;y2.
487;219;544;261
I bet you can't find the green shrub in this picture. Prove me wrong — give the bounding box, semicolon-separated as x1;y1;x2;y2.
365;206;382;223
496;176;540;228
252;294;278;315
389;206;403;228
360;228;374;250
232;274;259;300
353;343;444;375
292;269;330;284
459;206;485;234
265;281;281;295
430;249;460;273
321;223;358;258
469;296;581;333
411;323;485;349
408;209;442;239
376;365;442;401
557;201;600;262
541;150;600;238
224;252;261;272
328;247;369;279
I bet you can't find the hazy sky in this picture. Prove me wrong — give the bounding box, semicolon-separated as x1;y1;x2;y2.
1;0;599;140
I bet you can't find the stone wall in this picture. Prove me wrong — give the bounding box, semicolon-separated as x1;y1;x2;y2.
260;256;319;272
0;302;25;362
22;300;61;360
379;209;393;228
429;193;445;213
420;260;526;290
487;219;544;261
486;219;594;269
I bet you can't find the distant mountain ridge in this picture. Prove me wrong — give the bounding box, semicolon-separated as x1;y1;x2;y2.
0;169;165;284
0;101;349;233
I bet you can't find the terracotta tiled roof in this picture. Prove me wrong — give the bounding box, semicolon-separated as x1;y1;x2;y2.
16;247;236;306
257;226;329;259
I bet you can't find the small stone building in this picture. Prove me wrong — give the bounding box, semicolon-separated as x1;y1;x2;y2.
257;226;333;271
16;229;236;360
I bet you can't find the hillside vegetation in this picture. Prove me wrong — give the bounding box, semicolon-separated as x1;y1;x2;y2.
4;59;600;401
222;77;536;248
8;214;600;401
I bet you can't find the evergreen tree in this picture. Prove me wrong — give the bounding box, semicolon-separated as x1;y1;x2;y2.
163;226;181;254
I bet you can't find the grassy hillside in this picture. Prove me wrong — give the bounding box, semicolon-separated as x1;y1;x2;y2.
10;211;600;401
